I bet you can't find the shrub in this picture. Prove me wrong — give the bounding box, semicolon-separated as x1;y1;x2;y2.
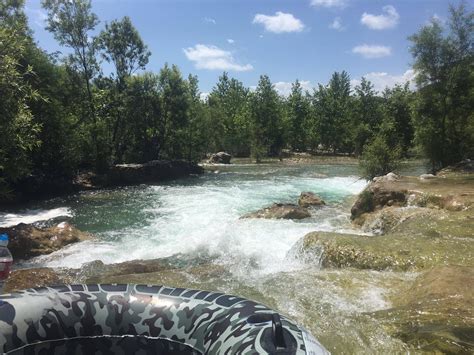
360;135;401;180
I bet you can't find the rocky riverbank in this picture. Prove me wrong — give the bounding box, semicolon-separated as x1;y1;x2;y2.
0;222;92;260
2;160;204;206
292;167;474;353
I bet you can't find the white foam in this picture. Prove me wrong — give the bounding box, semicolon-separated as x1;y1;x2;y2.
0;207;72;227
35;175;367;276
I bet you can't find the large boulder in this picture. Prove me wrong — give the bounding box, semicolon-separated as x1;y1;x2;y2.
107;160;204;186
0;222;92;260
292;228;473;271
351;181;408;221
242;203;311;220
298;192;326;208
208;152;232;164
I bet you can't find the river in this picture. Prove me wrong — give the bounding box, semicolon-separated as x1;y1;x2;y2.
2;160;429;353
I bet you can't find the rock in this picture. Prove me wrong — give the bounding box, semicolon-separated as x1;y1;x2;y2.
0;222;92;260
294;229;473;271
108;160;204;186
3;267;73;293
242;203;311;220
351;182;407;221
298;192;326;208
373;172;399;182
208;152;231;164
372;266;474;354
437;159;474;176
419;173;436;180
3;255;228;293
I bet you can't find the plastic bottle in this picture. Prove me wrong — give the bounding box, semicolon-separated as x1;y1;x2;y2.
0;233;8;247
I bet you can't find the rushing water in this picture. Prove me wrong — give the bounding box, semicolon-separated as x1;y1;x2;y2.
4;161;426;353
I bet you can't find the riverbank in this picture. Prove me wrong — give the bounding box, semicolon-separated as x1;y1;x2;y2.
1;160;204;207
294;168;473;353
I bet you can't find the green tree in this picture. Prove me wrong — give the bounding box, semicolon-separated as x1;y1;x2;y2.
287;80;309;151
359;135;401;180
158;64;190;159
121;72;161;162
311;71;352;153
382;83;414;156
185;74;207;161
98;16;151;162
208;72;250;156
352;77;382;155
99;16;150;87
409;2;474;170
0;0;40;196
41;0;104;168
249;75;284;162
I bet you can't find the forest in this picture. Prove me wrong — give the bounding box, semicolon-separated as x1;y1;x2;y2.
1;0;473;199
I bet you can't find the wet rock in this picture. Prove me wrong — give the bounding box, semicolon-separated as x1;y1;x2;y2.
373;172;399;182
419;173;436;180
208;152;232;164
242;203;311;220
0;223;92;260
298;192;326;208
295;230;473;271
3;267;73;293
373;266;474;354
3;256;227;293
351;182;407;221
107;160;204;186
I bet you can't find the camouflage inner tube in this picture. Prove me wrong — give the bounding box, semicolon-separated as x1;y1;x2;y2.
0;284;329;354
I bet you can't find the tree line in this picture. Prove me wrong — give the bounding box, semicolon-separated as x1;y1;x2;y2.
1;0;472;197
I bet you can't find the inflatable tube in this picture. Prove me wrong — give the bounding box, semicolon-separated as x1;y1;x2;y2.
0;284;329;354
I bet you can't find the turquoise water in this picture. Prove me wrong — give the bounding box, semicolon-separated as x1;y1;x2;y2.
26;163;366;274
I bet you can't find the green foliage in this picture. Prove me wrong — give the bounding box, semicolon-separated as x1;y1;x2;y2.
287;80;309;151
360;135;401;180
208;72;251;156
98;16;150;87
2;0;470;201
312;71;352;153
409;2;474;171
250;75;284;162
0;0;41;196
352;77;383;155
382;83;414;156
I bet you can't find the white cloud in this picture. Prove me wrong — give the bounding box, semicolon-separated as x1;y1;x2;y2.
203;17;216;24
253;12;305;33
329;17;344;31
351;69;416;93
361;5;399;30
227;39;235;44
310;0;347;8
274;81;313;96
352;44;392;58
200;92;209;101
183;44;253;72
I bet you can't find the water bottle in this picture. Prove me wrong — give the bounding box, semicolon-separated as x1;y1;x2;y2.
0;233;8;247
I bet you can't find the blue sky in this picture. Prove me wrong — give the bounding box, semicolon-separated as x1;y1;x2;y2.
24;0;455;96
